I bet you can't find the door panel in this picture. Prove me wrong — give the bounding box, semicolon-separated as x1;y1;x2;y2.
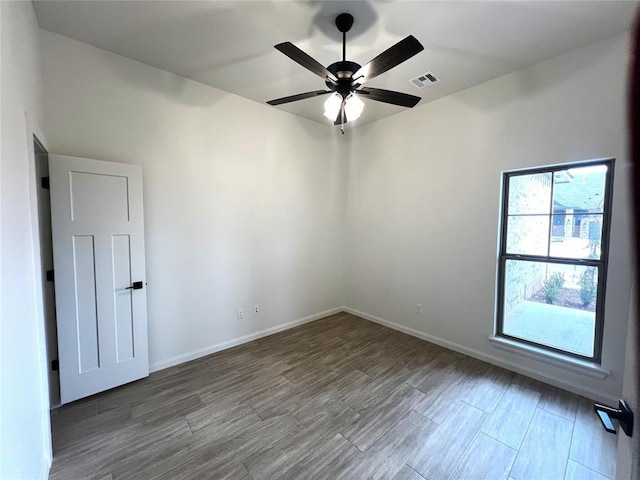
72;235;100;373
50;154;148;404
113;234;135;362
70;171;130;223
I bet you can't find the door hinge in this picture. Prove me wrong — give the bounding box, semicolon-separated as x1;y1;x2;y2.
46;270;54;282
41;177;50;189
51;359;59;371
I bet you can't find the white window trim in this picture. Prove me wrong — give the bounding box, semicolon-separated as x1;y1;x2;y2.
488;335;610;379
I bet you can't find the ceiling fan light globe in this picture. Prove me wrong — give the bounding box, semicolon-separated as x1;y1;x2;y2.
345;94;364;121
323;93;343;121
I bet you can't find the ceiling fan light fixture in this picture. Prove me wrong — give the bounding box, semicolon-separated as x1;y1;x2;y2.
323;93;343;120
344;94;364;121
323;93;364;123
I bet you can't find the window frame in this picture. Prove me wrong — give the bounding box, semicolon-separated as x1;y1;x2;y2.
496;158;615;363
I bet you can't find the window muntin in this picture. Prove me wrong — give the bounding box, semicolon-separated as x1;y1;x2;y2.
497;160;613;361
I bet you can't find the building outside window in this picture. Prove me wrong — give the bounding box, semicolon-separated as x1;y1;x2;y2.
496;159;614;361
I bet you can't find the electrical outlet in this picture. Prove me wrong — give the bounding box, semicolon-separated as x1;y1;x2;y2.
416;304;423;314
253;304;260;315
237;308;244;320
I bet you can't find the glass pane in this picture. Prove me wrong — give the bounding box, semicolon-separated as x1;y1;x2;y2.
502;260;598;357
506;215;549;256
553;165;607;212
508;172;552;215
550;165;606;260
549;213;603;259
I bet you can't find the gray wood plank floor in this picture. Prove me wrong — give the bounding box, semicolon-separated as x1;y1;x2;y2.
49;313;616;480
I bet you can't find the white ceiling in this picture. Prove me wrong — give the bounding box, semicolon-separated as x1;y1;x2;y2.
33;1;639;127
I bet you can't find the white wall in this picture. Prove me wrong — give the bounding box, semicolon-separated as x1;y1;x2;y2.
345;32;633;403
40;30;348;371
0;1;52;478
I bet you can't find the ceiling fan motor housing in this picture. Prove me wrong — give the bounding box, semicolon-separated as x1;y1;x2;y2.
326;61;361;96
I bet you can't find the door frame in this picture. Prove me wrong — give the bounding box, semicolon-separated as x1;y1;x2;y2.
32;135;60;407
24;112;53;468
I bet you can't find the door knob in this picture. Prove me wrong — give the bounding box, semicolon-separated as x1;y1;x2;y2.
126;281;144;290
594;400;633;437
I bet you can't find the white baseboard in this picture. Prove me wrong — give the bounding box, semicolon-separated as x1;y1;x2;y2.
149;304;617;404
343;307;618;405
149;307;345;373
39;455;51;480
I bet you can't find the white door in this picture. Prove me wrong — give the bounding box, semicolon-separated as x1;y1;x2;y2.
615;287;638;479
49;154;148;405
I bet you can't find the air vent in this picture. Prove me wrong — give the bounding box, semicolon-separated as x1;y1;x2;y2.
410;71;440;89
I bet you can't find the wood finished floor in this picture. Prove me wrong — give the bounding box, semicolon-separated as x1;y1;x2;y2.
49;313;616;480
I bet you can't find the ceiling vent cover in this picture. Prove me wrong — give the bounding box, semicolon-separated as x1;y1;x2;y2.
410;71;440;88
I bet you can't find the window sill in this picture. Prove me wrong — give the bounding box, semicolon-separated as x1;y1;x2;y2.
488;335;611;379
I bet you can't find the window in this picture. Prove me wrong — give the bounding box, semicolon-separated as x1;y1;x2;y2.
496;159;614;361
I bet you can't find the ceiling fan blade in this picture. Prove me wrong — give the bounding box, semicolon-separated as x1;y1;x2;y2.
357;87;421;108
267;90;332;106
334;102;346;126
275;42;338;83
353;35;424;83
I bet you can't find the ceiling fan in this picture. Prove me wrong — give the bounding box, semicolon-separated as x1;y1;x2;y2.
267;13;424;130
